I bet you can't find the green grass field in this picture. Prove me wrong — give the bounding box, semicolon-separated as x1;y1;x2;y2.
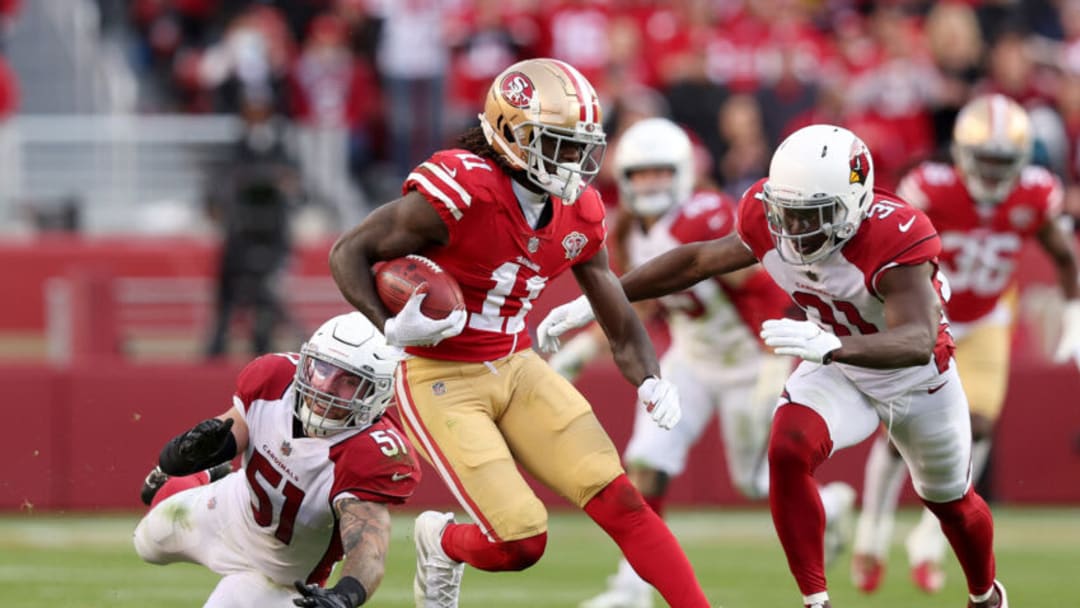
1;507;1075;607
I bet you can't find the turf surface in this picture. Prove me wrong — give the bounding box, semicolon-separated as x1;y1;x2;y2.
1;507;1075;607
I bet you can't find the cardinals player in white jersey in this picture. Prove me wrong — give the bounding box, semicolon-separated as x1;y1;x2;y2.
540;124;1008;608
545;118;856;608
851;94;1080;595
134;312;421;608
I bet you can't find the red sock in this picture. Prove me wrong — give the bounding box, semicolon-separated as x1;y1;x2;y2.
584;474;710;608
921;489;996;595
767;403;833;596
643;493;666;518
441;523;546;572
150;471;210;508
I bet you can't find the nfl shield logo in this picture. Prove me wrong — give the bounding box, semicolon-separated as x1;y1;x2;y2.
527;237;540;253
280;440;292;456
432;381;447;396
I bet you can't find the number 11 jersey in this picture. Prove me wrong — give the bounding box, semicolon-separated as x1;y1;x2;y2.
404;148;608;362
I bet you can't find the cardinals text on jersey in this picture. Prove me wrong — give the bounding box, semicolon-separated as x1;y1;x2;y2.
737;178;955;402
225;354;420;586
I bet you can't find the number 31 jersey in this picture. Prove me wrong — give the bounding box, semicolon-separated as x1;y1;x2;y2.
737;178;955;402
405;149;608;362
223;353;421;586
897;162;1063;323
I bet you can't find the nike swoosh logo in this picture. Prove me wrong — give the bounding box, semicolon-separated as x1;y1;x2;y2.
438;163;457;178
391;472;413;482
898;217;916;232
927;381;948;394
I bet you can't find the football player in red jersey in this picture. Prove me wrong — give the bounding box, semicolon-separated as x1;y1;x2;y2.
549;117;855;608
328;58;709;608
134;312;421;608
540;124;1008;608
851;94;1080;595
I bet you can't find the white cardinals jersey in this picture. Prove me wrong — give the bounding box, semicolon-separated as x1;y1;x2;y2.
136;353;421;589
737;179;955;404
624;190;790;378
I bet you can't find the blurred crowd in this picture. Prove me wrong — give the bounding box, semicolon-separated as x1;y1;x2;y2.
120;0;1080;224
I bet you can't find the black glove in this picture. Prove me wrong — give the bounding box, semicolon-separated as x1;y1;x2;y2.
293;577;367;608
159;418;237;476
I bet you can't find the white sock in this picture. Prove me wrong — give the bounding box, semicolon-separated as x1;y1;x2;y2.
853;435;909;557
803;591;830;606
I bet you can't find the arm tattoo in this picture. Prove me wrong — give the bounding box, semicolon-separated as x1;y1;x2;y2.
334;497;392;596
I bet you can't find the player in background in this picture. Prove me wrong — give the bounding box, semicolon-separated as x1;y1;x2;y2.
851;93;1080;595
539;124;1008;608
328;59;710;608
134;312;420;608
548;117;855;608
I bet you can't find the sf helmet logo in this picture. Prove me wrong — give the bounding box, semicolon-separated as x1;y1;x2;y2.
849;143;870;185
500;72;535;109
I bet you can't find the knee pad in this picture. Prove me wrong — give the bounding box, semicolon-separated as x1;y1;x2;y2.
768;404;832;473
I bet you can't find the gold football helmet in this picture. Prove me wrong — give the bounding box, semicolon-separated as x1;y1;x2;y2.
952;93;1033;204
480;58;606;204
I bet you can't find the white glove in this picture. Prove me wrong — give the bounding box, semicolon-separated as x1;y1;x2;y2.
638;376;681;430
536;295;595;353
760;318;842;364
383;286;467;347
546;331;600;381
1053;299;1080;369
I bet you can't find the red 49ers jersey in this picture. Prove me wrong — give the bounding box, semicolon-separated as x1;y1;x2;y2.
897;162;1064;323
404;148;607;361
624;190;789;365
737;179;955;400
228;354;421;585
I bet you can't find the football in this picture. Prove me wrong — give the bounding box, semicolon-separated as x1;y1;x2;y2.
374;255;465;320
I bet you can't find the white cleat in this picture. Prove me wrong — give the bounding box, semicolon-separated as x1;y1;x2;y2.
968;579;1008;608
822;481;856;568
413;511;464;608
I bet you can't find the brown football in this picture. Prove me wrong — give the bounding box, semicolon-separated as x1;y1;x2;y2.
374;255;465;320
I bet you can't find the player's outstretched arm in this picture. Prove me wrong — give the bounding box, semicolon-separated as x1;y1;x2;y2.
619;233;758;302
294;497;391;608
830;262;941;369
329;191;449;330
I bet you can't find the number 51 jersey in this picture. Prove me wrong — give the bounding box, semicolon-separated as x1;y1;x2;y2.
737;178;955;403
404;149;608;362
222;354;420;586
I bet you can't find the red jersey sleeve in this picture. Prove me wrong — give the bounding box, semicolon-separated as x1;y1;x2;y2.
404;149;501;245
328;417;422;505
234;353;298;415
669;191;738;243
735;178;772;259
569;187;609;261
1022;166;1065;225
846;193;941;297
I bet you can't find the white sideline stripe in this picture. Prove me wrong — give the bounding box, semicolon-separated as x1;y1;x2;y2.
408;172;463;220
394;370;494;541
421;162;471;208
